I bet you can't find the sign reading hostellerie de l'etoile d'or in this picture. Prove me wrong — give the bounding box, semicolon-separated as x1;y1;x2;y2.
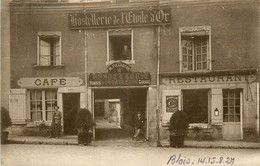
69;8;171;29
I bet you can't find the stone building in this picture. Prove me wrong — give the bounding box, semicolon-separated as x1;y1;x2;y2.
8;0;259;142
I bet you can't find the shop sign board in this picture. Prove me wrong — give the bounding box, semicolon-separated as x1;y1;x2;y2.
17;77;83;88
166;96;178;112
89;62;151;86
162;74;257;85
69;8;171;29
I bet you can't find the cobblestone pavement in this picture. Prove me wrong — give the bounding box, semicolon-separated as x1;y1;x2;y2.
1;144;260;166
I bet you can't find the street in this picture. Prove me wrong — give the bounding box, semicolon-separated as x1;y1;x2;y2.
1;144;260;166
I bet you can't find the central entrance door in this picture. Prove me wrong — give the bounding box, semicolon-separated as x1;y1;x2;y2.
63;93;80;135
93;88;148;141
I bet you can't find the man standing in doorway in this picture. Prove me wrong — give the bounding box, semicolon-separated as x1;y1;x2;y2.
132;112;147;141
50;105;62;138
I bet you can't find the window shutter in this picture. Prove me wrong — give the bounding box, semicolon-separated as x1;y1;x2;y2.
54;40;61;65
9;89;27;124
162;90;182;126
211;88;223;124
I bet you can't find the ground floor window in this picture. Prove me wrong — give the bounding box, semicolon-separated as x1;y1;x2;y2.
183;89;209;123
223;89;241;122
30;89;57;122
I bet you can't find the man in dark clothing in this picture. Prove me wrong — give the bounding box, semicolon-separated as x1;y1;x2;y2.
169;110;189;148
132;112;147;141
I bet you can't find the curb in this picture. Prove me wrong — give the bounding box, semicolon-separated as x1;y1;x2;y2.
7;140;260;149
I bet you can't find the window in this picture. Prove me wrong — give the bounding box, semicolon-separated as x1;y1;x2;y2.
223;89;241;122
30;89;57;122
107;29;134;64
37;32;61;66
179;26;211;72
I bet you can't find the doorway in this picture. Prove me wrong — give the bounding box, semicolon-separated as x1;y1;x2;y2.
183;89;209;124
93;88;148;141
63;93;80;135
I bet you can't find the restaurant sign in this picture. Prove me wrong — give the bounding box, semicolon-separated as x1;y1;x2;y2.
69;8;171;29
89;62;151;86
18;77;83;88
162;74;257;85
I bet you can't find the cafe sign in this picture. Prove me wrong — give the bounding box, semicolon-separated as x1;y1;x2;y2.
18;77;83;88
69;8;171;29
89;62;151;86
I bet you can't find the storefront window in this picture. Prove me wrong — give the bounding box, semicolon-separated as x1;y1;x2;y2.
30;89;57;122
223;89;241;122
37;32;61;66
107;29;133;64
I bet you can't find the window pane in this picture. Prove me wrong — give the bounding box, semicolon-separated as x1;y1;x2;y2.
31;112;36;121
223;107;228;114
202;54;207;61
188;64;193;70
36;101;42;110
235;90;240;98
229;99;234;106
235;107;240;114
235;115;240;122
229;107;234;115
228;91;235;99
36;91;42;100
223;91;228;98
183;55;187;62
197;55;201;61
235;99;240;106
37;112;42;121
30;91;35;100
30;101;37;110
202;46;207;53
229;115;234;122
183;48;187;54
223;99;228;106
197;63;201;70
188;56;192;62
224;115;228;122
46;111;52;121
202;62;207;69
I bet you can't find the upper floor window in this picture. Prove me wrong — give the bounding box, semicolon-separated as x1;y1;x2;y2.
107;29;134;65
37;32;62;66
179;26;211;72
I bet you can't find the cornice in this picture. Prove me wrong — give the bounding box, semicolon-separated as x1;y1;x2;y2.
10;0;258;14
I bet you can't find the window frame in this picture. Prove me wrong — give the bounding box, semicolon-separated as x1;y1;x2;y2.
29;89;58;122
179;26;212;72
223;89;242;123
37;32;62;67
106;29;135;65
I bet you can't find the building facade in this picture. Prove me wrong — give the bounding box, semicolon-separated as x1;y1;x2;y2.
8;0;259;142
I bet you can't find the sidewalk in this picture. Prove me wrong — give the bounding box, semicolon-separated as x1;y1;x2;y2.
7;135;260;149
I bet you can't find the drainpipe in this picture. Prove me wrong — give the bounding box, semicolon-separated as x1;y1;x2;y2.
84;30;88;107
156;25;162;147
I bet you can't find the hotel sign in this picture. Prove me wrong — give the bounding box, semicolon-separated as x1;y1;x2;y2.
18;77;83;88
69;8;171;29
89;62;151;86
162;74;257;85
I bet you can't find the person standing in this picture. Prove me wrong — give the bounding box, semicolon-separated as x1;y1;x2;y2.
169;109;189;148
50;105;62;138
132;112;147;141
76;108;95;146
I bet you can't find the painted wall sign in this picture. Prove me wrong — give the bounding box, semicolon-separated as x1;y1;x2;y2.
162;74;257;85
17;77;83;88
89;62;151;86
166;96;178;112
69;8;171;29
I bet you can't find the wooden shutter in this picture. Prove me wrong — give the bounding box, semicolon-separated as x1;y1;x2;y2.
211;88;223;124
9;89;27;124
